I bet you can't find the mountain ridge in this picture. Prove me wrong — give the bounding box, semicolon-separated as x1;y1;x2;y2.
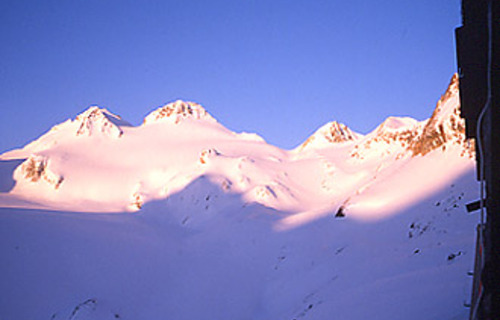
3;75;465;157
0;74;473;214
0;74;480;320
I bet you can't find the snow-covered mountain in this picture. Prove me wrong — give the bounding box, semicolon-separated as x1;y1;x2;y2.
143;100;217;125
409;74;469;156
75;106;131;138
298;121;360;151
0;75;479;320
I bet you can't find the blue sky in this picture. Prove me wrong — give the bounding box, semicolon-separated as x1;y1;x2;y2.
0;0;460;152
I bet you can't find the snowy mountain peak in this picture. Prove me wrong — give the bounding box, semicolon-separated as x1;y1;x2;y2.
409;74;467;156
376;116;419;134
74;106;130;138
143;100;216;125
338;74;469;162
298;121;359;151
443;73;459;99
365;116;421;147
322;121;359;142
0;74;479;320
348;116;422;161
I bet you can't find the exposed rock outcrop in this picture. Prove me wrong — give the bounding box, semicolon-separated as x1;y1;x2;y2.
409;74;468;156
199;148;221;164
20;155;63;189
143;100;216;125
299;121;360;151
75;106;130;138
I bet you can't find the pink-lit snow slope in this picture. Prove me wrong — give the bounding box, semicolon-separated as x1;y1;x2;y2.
0;75;479;320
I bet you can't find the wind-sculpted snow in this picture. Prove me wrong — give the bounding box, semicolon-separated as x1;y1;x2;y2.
0;75;480;320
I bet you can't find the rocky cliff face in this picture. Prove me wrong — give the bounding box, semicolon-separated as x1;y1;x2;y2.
409;74;468;156
0;76;475;216
18;155;64;189
302;74;472;160
349;116;423;160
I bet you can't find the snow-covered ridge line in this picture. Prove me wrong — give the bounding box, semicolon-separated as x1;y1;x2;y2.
0;74;473;213
349;74;468;158
0;74;479;320
24;74;464;151
297;74;465;153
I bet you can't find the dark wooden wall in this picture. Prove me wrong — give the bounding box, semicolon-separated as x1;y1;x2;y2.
456;0;500;319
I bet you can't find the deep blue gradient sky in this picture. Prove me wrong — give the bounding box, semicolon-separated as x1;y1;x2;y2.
1;0;460;152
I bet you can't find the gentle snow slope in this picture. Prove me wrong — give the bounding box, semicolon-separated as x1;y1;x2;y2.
0;75;479;320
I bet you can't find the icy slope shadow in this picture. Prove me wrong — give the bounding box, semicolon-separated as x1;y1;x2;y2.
0;159;25;192
0;172;479;320
0;176;291;320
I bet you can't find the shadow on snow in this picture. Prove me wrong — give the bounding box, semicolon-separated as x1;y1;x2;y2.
0;169;479;320
0;159;24;193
